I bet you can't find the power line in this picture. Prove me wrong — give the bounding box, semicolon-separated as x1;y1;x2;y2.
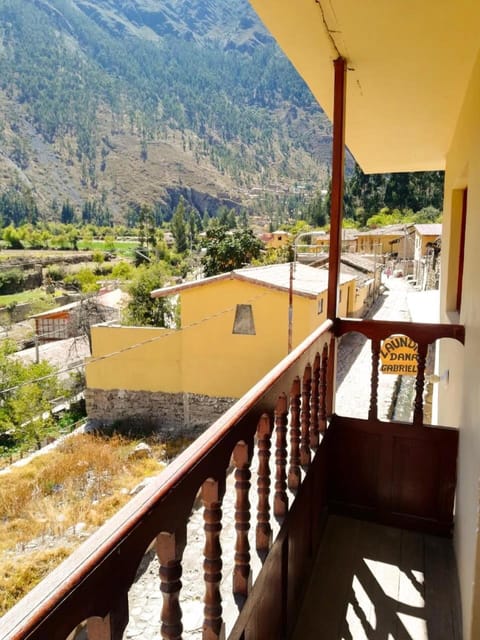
0;290;270;396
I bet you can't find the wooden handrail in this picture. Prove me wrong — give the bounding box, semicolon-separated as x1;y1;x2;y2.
0;321;334;640
335;317;465;345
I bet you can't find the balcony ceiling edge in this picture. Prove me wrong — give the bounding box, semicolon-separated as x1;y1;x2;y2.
248;0;480;174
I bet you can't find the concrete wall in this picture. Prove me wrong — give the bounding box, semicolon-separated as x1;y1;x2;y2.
438;47;480;640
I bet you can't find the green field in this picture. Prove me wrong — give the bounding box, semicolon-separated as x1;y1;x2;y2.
77;240;137;256
0;288;61;309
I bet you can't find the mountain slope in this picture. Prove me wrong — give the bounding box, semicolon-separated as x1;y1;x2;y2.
0;0;334;221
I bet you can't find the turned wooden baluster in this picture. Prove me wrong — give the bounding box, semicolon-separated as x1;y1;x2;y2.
310;353;320;449
274;393;288;520
318;345;328;434
413;341;428;427
233;441;252;598
369;338;381;421
300;364;312;467
202;478;225;640
157;529;187;640
86;593;129;640
256;413;273;554
288;377;301;492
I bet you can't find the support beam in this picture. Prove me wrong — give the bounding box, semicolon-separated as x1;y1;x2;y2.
327;57;347;320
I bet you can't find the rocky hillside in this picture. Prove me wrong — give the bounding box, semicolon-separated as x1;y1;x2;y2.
0;0;335;222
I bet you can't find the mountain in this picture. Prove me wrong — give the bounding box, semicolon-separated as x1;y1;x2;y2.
0;0;335;223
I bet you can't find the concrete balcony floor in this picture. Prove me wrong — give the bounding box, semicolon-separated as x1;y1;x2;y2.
292;515;462;640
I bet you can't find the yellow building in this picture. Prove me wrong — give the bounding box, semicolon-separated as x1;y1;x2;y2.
249;1;480;635
355;223;414;257
263;229;291;249
412;223;442;285
86;263;355;427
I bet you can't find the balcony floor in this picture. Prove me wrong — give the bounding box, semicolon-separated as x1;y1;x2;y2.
291;515;462;640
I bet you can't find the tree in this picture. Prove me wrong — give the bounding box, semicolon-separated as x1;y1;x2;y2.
201;225;263;277
60;200;75;224
0;340;65;450
124;262;175;327
171;198;188;253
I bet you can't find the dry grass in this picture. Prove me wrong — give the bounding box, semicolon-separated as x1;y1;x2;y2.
0;433;166;614
0;548;72;614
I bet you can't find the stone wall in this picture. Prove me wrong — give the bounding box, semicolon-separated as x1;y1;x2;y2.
85;388;237;437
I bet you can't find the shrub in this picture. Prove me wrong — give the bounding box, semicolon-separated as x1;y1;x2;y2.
0;269;25;294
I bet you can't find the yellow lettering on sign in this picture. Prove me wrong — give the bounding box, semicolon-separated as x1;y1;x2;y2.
380;335;418;376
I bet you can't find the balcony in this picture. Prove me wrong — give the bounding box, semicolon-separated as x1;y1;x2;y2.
0;316;464;640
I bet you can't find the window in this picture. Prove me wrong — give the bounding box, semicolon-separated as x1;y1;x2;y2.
317;298;324;315
232;304;256;335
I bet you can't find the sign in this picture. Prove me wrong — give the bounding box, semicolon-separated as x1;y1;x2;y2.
380;335;418;376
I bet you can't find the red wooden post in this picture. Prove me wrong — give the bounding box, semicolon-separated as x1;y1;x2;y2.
310;353;320;448
327;57;347;321
326;57;346;418
256;413;273;554
233;441;252;598
300;364;312;467
157;530;186;640
274;393;289;520
202;478;225;640
86;594;129;640
288;377;302;491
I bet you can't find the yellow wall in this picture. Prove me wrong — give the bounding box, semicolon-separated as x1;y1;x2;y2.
356;233;413;257
266;232;291;249
87;326;183;393
86;277;345;399
438;47;480;640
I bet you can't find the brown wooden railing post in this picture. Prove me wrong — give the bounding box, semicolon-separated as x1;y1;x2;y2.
300;364;312;466
369;338;381;421
202;478;225;640
288;377;301;491
319;344;328;433
326;335;337;416
274;393;289;520
157;529;187;640
256;413;273;554
87;593;129;640
327;57;347;321
233;441;252;599
310;354;320;449
413;342;428;427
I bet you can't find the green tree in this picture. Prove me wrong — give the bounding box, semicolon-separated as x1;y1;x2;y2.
0;340;64;450
201;225;263;277
60;200;75;224
124;262;175;327
171;198;188;253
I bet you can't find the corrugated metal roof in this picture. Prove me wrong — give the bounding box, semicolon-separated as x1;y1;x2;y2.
414;223;442;236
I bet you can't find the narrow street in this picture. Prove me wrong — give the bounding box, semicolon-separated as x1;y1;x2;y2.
336;276;414;421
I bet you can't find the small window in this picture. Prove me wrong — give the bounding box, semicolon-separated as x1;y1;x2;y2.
339;289;342;303
232;304;256;335
317;298;324;315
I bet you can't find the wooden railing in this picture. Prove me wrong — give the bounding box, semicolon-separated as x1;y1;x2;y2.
0;317;465;639
330;318;465;535
0;320;335;640
334;318;465;426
